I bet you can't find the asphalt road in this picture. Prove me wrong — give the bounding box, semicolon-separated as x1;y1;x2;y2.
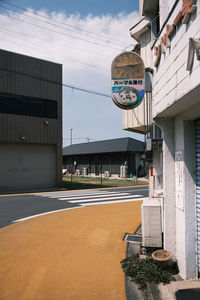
0;186;148;228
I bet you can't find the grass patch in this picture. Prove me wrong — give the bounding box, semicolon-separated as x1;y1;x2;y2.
121;254;178;289
62;175;147;190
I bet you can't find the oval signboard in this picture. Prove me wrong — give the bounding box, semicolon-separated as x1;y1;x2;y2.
111;51;145;110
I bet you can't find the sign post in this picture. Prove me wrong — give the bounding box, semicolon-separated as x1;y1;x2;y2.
111;51;145;110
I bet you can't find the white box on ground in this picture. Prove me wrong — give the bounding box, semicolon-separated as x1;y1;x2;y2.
142;198;162;248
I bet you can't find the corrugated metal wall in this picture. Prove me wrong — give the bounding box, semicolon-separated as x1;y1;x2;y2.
0;49;62;189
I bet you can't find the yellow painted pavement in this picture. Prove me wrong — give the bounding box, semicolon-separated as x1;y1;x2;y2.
0;201;142;300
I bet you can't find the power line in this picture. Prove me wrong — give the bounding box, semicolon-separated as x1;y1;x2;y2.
0;6;125;51
63;88;74;109
0;66;111;98
0;35;59;58
0;0;131;47
0;26;114;60
0;33;110;71
63;82;111;98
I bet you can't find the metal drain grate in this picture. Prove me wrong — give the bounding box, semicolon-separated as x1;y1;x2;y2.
123;233;142;243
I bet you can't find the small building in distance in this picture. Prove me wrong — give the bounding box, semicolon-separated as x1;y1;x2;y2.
0;49;62;192
63;137;146;178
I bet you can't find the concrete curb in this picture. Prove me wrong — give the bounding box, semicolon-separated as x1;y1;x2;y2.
124;225;162;300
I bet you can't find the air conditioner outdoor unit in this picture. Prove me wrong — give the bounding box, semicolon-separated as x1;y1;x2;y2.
142;198;162;248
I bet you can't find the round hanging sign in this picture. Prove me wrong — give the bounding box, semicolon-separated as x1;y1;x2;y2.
111;51;145;110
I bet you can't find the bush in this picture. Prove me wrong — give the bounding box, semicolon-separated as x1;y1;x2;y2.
121;254;177;289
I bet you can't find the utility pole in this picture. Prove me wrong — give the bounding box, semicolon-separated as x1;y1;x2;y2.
70;128;73;145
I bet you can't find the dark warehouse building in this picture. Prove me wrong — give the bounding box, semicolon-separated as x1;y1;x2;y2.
63;137;146;178
0;49;62;192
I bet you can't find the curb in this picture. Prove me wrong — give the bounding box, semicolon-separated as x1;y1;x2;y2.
124;225;162;300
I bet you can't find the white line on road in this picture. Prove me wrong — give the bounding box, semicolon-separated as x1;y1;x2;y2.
69;194;142;203
45;191;117;198
37;189;148;198
46;191;121;198
12;207;84;223
57;193;130;201
81;197;148;206
11;197;148;223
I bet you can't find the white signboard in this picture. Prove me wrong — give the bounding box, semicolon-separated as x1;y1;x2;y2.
175;151;184;210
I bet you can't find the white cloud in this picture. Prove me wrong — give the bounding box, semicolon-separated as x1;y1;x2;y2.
0;9;143;146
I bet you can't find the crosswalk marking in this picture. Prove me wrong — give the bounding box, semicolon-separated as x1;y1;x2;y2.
80;197;148;206
35;189;147;207
40;191;117;198
69;194;142;203
47;192;120;198
56;192;130;201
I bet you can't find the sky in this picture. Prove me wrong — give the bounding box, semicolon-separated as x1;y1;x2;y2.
0;0;142;147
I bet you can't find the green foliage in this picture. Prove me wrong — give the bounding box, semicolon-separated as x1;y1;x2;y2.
62;175;147;190
121;254;177;289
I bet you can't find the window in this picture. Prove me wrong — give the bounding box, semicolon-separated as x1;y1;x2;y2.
0;93;57;118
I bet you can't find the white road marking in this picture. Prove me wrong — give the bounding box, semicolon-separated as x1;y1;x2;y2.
46;191;119;198
36;188;148;198
69;194;142;203
128;188;148;191
11;195;148;224
57;192;130;201
81;197;148;206
12;207;83;223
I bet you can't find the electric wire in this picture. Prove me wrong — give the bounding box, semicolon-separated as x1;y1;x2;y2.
0;33;110;71
0;3;162;59
0;35;58;57
0;26;115;59
0;0;132;47
0;0;132;48
0;6;127;51
63;88;74;109
0;67;112;98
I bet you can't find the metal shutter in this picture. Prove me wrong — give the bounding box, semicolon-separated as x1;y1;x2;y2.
195;119;200;273
0;143;56;191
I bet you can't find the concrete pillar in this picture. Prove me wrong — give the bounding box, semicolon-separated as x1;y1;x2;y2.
157;118;176;255
175;119;196;279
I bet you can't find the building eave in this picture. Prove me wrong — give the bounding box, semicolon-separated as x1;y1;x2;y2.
130;17;150;42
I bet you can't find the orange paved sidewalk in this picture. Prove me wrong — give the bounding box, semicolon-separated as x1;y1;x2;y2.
0;201;142;300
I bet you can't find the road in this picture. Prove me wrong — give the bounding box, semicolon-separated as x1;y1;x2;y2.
0;185;148;228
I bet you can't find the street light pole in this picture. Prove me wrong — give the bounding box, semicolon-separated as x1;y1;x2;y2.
70;128;73;145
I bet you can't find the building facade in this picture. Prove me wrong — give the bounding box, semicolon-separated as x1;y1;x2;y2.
123;0;200;279
0;49;62;191
63;137;146;178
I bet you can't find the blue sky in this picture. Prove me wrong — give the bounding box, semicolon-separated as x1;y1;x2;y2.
0;0;142;146
11;0;139;17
